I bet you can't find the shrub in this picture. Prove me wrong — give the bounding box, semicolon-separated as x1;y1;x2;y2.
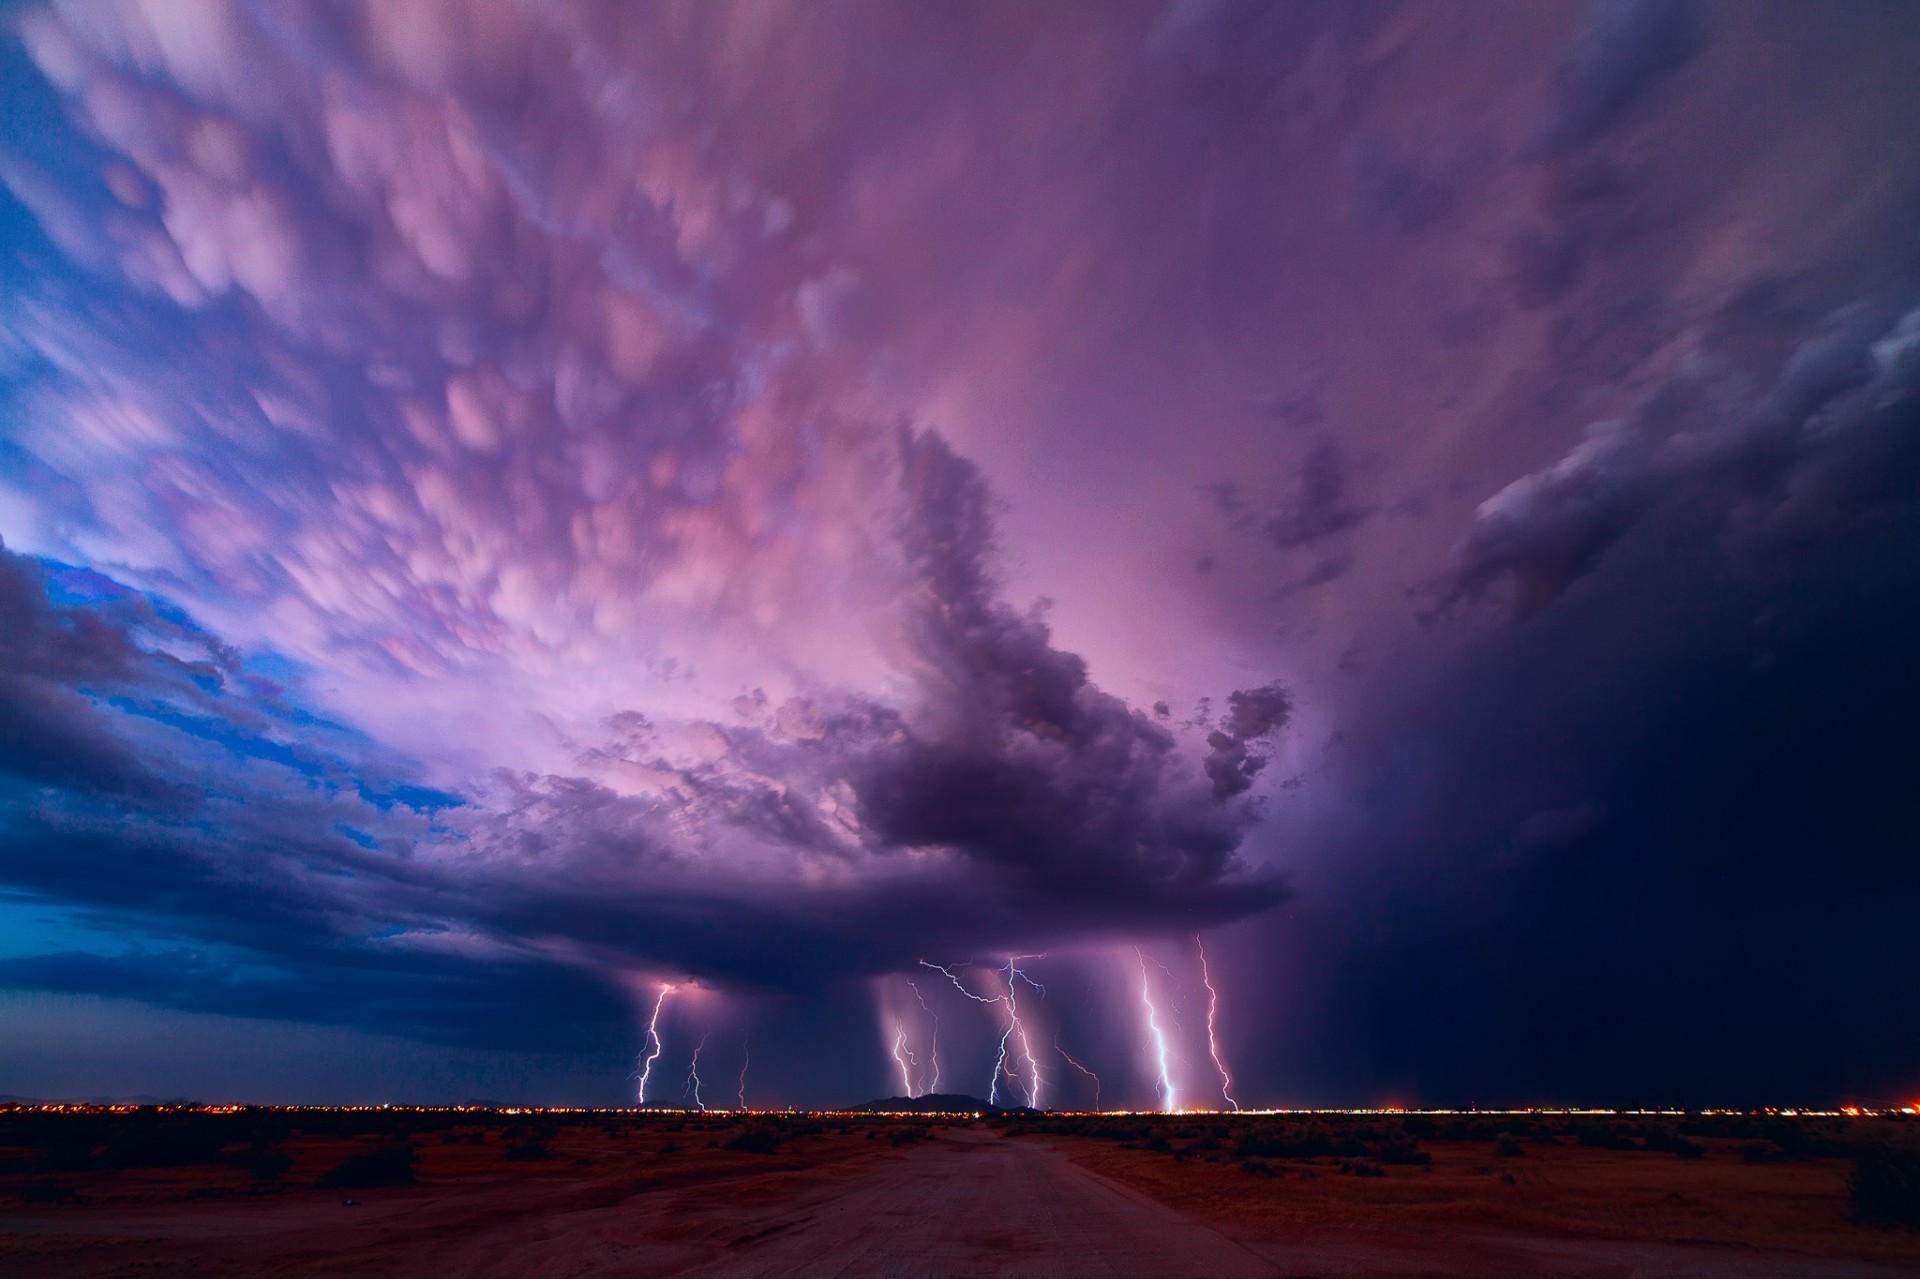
1573;1124;1633;1150
503;1138;551;1161
1374;1132;1432;1166
1850;1146;1920;1228
247;1149;293;1183
1341;1159;1385;1177
317;1144;416;1189
723;1128;781;1154
100;1123;225;1169
1493;1132;1525;1158
1234;1128;1334;1159
18;1180;77;1204
1672;1137;1705;1160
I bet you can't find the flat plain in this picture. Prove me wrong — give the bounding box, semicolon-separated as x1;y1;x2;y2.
3;1108;1917;1276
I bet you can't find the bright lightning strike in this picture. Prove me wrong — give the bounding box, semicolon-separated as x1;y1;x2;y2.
1056;1033;1102;1112
736;1036;750;1111
684;1032;709;1111
1136;949;1176;1112
637;983;674;1105
1005;956;1045;1109
921;960;1011;1105
1196;936;1239;1112
907;978;941;1094
920;957;1045;1107
891;1023;915;1098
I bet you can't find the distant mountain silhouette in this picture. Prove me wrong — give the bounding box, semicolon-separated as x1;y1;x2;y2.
853;1093;1033;1114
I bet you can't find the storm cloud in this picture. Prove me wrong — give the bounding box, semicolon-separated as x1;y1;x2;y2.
3;0;1918;1106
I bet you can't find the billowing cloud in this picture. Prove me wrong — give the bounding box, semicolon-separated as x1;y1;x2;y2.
1535;0;1708;156
1440;297;1920;616
3;0;1918;1107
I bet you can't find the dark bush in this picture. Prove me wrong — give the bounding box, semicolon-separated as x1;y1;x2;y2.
1493;1132;1525;1158
1573;1123;1633;1150
1241;1159;1276;1177
1341;1159;1384;1177
1741;1141;1783;1164
247;1149;293;1183
18;1180;77;1203
723;1128;781;1154
317;1144;416;1189
1850;1146;1920;1228
1142;1132;1173;1154
503;1138;551;1161
1234;1128;1334;1159
100;1123;225;1169
1402;1115;1438;1140
1374;1132;1432;1166
1672;1136;1705;1160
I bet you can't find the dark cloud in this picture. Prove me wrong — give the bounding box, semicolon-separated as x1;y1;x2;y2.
1201;682;1292;799
1210;439;1370;556
1254;505;1920;1106
1438;295;1920;618
1341;137;1454;236
0;431;1291;1043
1536;0;1709;156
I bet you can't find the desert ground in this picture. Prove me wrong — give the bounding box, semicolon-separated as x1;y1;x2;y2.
3;1108;1917;1277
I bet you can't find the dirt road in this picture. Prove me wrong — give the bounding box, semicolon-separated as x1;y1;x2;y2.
6;1126;1917;1276
675;1126;1276;1277
674;1130;1915;1278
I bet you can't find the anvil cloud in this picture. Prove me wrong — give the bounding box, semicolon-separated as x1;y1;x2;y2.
3;0;1918;1107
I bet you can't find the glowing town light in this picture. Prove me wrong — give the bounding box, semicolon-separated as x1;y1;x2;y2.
1196;937;1239;1112
1136;948;1176;1112
637;983;674;1104
1056;1033;1103;1112
907;978;941;1094
684;1032;709;1111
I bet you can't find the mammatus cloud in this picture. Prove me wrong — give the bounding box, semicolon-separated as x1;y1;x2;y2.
0;433;1292;1043
0;1;1300;1051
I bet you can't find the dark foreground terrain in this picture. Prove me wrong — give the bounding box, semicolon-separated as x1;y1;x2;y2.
3;1107;1917;1276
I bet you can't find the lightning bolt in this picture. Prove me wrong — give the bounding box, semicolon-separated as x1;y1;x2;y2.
920;960;1009;1105
1055;1033;1102;1112
920;958;1045;1107
891;1023;915;1098
1005;955;1045;1109
1145;953;1184;1029
1196;936;1239;1112
637;983;674;1105
906;978;941;1094
1136;948;1176;1112
684;1032;709;1111
736;1036;750;1111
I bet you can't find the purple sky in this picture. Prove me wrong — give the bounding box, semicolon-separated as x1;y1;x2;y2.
2;0;1918;1109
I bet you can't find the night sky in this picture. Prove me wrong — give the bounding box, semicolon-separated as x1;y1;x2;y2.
2;0;1917;1110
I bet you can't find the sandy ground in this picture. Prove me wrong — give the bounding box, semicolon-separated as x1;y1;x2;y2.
5;1126;1917;1277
